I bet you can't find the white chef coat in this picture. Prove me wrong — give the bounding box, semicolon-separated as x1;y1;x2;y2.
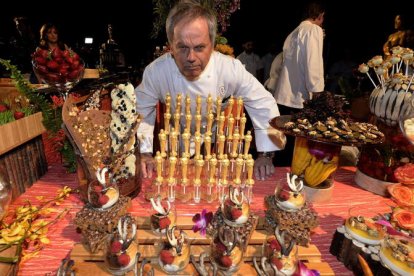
135;51;285;153
274;20;324;108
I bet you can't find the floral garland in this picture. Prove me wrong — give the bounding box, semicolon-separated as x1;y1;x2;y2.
151;0;241;38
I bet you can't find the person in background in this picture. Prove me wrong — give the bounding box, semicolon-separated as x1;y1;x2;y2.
236;40;264;83
383;14;409;56
9;17;37;75
38;23;67;51
264;51;283;95
261;43;278;83
273;1;325;166
135;0;285;180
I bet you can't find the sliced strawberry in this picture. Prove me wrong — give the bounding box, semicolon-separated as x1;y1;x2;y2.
231;208;242;220
98;194;109;206
117;253;130;266
110;240;122;253
160;249;174;265
220;255;232;267
158;217;171;230
268;238;281;251
278;190;290;201
271;256;283;270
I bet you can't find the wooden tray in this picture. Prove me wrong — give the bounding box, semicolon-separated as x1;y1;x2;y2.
69;216;334;275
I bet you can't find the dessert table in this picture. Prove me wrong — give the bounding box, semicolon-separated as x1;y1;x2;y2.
10;164;393;275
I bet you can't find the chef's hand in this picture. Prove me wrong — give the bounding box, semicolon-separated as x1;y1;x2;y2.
254;152;275;181
141;153;155;178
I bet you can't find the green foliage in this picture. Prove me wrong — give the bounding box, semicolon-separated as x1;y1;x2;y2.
0;59;76;172
0;110;14;125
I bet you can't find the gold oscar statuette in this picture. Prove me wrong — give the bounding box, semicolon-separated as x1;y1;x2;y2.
240;113;246;139
194;157;204;186
194;132;202;159
246;154;255;186
216;97;222;121
180;155;189;185
164;113;171;134
206;112;214;136
220;155;230;186
182;131;191;158
234;154;244;185
168;155;177;184
159;129;167;157
207;94;213;115
244;131;252;159
204;135;212;159
209;154;217;184
196;95;202;115
185;95;191;114
155;151;164;183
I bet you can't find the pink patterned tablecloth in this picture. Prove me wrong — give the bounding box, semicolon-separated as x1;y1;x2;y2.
13;165;392;275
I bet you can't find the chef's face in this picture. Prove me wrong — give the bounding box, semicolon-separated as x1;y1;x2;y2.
171;17;213;81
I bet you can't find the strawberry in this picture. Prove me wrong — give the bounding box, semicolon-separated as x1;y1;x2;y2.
268;238;281;251
0;104;8;113
13;111;25;120
271;256;283;270
278;190;290;201
71;60;80;70
68;69;80;80
159;249;174;265
94;185;103;193
220;255;232;267
117;253;130;266
231;208;242;220
158;217;171;230
35;56;47;65
110;240;122;253
46;60;59;71
51;48;62;59
36;65;48;74
98;194;109;206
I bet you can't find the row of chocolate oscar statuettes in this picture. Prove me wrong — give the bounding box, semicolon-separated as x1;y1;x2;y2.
150;93;255;203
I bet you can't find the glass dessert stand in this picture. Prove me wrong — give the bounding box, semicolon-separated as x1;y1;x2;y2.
270;115;385;202
32;58;84;99
399;98;414;146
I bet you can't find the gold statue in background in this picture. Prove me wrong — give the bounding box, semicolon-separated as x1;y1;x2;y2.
383;14;407;56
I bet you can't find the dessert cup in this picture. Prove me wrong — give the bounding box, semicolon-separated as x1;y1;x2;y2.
274;174;305;212
150;196;176;236
87;179;120;211
221;186;250;227
210;226;244;273
379;235;414;276
399;98;414;146
158;226;190;274
104;215;138;275
263;226;298;276
344;206;386;245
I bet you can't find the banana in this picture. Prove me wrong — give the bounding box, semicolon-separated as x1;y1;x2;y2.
304;159;325;186
305;159;338;187
292;144;313;175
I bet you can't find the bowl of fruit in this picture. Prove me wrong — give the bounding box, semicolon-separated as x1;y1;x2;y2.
32;47;84;97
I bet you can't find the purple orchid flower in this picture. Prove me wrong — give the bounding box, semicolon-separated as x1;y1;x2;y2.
192;209;213;237
295;260;320;276
376;219;408;237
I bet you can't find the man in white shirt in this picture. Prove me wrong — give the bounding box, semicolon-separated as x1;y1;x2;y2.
136;1;285;180
272;1;325;166
274;1;325;114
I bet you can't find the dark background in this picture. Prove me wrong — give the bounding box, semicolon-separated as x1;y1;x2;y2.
1;0;412;69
